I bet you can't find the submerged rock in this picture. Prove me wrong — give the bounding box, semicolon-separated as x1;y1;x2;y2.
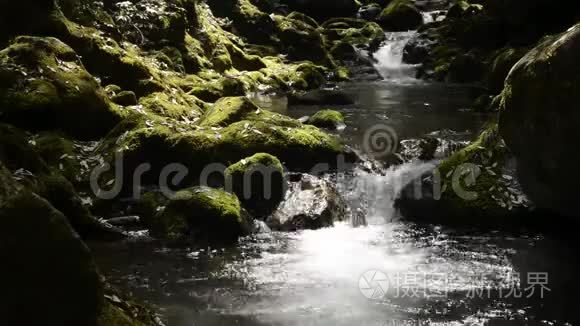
499;23;580;218
151;187;250;243
268;174;347;231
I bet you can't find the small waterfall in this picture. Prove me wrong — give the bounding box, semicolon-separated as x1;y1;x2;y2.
340;161;437;226
373;31;420;82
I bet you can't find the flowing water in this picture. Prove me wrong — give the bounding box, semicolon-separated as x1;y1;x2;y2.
92;32;580;326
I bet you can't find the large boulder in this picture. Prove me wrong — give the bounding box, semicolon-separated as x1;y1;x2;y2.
150;187;251;243
267;173;347;231
0;36;120;139
499;23;580;217
0;162;104;325
225;153;286;218
378;0;423;32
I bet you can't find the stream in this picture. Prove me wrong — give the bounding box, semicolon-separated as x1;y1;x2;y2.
91;32;580;326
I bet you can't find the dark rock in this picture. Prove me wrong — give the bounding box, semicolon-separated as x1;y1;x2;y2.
402;33;437;64
499;23;580;218
358;3;382;21
0;163;103;325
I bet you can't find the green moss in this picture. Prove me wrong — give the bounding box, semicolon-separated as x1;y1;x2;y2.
225;153;285;216
201;96;300;128
435;123;513;217
150;186;248;243
307;109;345;129
378;0;423;31
112;113;346;184
272;14;332;65
0;36;121;139
138;91;202;120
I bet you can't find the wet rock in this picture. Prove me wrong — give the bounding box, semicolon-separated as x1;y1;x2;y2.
151;186;251;243
306;109;346;130
288;89;355;106
225;153;286;218
499;23;580;218
378;0;423;32
267;174;347;231
402;33;437;64
0;36;121;139
0;162;103;325
399;137;439;161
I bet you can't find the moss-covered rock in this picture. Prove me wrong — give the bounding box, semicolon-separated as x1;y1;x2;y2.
378;0;423;32
272;14;332;65
225;153;286;217
396;124;531;227
201;96;299;128
113;115;349;187
0;36;121;139
499;23;580;218
150;186;250;243
323;18;386;52
307;109;346;130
